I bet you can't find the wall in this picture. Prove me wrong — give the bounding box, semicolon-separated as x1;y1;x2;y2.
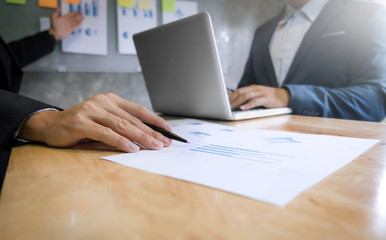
2;0;284;110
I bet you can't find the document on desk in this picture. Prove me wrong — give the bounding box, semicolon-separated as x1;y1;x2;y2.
102;119;379;206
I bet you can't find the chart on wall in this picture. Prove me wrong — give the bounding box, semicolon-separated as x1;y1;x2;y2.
162;0;198;24
61;0;107;55
117;0;158;55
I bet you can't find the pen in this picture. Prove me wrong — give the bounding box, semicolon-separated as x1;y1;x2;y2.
143;122;189;143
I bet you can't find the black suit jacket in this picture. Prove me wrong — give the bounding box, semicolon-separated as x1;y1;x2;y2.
238;0;386;121
0;31;59;189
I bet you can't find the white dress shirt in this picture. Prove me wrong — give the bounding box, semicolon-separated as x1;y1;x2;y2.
270;0;329;86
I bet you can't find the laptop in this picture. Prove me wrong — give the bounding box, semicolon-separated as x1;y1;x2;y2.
133;12;292;121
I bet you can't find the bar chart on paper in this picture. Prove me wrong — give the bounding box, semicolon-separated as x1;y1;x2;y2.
190;144;293;164
102;119;379;206
117;0;158;55
61;0;107;55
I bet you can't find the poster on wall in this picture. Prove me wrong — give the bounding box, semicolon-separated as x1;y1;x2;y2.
61;0;107;55
117;0;158;55
162;0;198;24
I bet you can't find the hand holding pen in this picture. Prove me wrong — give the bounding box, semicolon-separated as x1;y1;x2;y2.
19;93;183;153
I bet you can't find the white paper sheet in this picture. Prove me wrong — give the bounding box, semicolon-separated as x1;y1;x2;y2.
102;119;379;206
61;0;107;55
117;0;158;55
162;0;198;24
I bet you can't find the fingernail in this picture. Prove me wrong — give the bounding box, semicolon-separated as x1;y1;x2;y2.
162;136;172;144
152;138;163;149
127;143;140;152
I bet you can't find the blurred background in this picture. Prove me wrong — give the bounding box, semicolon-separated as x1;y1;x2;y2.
0;0;284;110
0;0;384;111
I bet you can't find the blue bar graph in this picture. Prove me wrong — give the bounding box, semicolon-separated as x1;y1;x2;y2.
85;3;90;16
69;4;74;12
68;1;98;17
92;0;98;17
190;144;293;164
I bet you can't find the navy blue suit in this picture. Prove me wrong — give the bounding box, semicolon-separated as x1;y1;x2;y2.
238;0;386;121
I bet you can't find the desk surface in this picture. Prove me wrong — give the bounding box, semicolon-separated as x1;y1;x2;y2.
0;115;385;240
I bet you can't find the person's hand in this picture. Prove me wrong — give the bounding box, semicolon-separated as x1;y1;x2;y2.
229;85;290;110
49;7;84;41
18;93;173;153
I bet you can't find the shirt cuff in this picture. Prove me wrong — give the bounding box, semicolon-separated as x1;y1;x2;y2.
14;108;60;142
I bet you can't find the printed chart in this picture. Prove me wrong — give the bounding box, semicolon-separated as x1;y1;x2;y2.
162;0;198;24
102;119;379;206
61;0;107;55
117;0;157;55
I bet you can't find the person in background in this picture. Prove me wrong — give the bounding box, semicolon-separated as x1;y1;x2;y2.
0;8;173;187
229;0;386;122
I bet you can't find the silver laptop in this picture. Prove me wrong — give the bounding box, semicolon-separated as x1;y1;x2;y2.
133;12;292;121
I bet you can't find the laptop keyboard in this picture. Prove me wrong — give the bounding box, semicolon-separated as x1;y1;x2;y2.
232;106;267;113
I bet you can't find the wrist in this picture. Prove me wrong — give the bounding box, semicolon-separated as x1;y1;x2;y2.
48;28;60;41
278;88;291;107
19;110;57;143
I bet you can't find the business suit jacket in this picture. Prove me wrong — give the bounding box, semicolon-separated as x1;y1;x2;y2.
0;31;59;149
0;31;59;189
238;0;386;122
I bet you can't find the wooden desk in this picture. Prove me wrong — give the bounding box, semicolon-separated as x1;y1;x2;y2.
0;115;385;240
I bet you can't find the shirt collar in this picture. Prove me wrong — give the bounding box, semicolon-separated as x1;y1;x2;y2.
279;0;330;25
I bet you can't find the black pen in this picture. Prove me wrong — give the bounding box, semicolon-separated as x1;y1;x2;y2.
143;122;189;143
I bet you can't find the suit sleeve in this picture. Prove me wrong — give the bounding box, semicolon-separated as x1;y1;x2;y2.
7;30;55;68
285;6;386;122
0;90;61;151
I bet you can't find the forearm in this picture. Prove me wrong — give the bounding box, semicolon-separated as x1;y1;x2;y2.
286;84;386;121
7;31;56;68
